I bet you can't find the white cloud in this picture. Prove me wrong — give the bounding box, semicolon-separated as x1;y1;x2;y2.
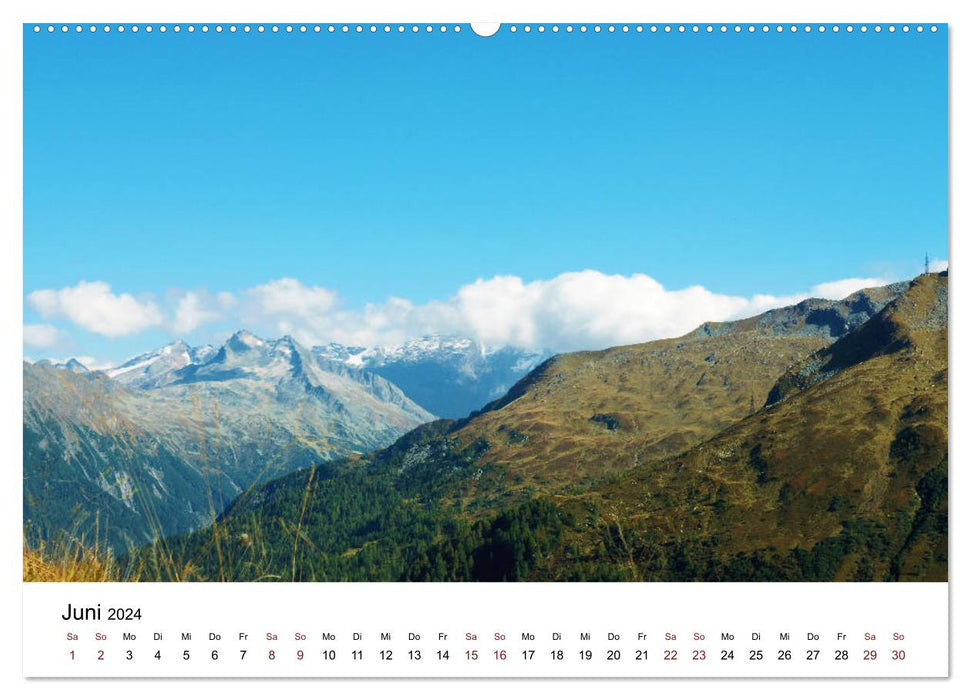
928;258;948;273
27;281;165;338
24;271;902;354
245;278;337;319
808;277;889;301
71;356;107;370
23;323;65;348
442;271;890;351
236;278;416;348
173;291;227;334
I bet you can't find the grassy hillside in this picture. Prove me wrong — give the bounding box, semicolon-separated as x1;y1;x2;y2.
447;332;826;507
535;273;947;581
408;281;910;513
123;275;945;582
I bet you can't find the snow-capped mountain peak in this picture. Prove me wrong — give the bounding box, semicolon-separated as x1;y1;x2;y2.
106;340;190;382
100;331;549;419
315;335;514;366
313;335;551;418
226;329;266;352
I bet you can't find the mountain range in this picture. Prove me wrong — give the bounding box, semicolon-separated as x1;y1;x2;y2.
138;273;947;582
85;334;547;420
24;331;433;548
314;337;549;419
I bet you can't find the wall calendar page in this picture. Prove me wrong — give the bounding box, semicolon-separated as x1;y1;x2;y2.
12;0;960;695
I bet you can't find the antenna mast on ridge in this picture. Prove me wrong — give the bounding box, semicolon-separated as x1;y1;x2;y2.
925;253;930;275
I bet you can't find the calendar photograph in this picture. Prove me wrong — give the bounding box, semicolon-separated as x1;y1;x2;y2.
23;22;947;586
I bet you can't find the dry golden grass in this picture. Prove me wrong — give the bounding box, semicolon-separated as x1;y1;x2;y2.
23;537;127;582
22;533;216;582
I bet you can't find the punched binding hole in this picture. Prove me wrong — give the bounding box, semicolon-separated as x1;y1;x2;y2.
470;23;500;37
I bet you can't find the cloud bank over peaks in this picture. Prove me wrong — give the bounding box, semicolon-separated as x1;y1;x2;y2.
25;268;916;355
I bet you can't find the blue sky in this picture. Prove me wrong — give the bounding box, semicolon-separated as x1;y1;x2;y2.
23;24;948;363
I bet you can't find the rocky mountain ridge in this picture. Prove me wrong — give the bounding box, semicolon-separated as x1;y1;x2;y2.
23;331;433;549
